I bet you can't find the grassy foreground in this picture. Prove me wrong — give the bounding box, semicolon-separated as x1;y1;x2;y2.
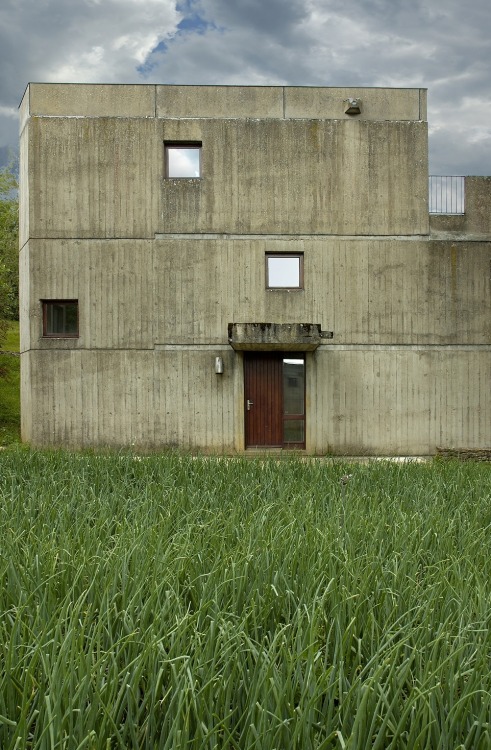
0;451;490;749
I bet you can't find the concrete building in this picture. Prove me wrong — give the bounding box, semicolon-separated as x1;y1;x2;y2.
18;84;491;454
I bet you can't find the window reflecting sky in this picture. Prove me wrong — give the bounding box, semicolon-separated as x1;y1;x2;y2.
267;256;300;287
167;147;200;177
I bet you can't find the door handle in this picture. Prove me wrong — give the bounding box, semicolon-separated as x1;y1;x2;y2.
246;400;254;411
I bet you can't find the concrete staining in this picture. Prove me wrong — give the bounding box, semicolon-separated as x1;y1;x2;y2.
18;84;491;454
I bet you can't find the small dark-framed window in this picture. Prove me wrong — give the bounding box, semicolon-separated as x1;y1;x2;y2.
42;300;79;338
266;254;304;290
164;141;202;178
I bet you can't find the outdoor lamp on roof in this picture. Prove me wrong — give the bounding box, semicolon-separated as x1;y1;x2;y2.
344;98;362;115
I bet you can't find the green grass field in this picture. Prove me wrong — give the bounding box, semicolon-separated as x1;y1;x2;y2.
0;321;20;445
0;450;490;748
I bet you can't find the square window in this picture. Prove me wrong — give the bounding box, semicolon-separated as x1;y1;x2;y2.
42;300;79;337
165;142;201;177
266;254;303;289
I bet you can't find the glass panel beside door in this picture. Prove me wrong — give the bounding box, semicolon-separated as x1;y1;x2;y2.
282;358;305;447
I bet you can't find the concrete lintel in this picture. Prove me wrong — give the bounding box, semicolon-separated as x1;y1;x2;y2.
228;322;322;351
155;344;230;351
155;233;430;241
316;344;491;352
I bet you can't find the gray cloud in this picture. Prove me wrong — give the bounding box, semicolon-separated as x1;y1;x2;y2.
1;0;490;175
204;0;309;37
0;0;178;96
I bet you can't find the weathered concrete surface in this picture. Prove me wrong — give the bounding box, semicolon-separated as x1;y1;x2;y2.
308;347;491;455
228;323;321;350
25;117;160;239
466;177;491;232
430;177;491;239
20;345;491;454
22;237;491;351
156;85;284;119
21;348;239;452
22;83;425;121
284;86;426;121
26;83;156;118
18;84;491;453
21;115;428;239
21;230;491;452
159;119;428;236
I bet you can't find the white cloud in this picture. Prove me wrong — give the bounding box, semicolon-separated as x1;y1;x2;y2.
0;105;18;120
0;0;180;92
167;146;200;178
112;33;161;64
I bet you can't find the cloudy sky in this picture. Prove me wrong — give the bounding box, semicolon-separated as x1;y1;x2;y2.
1;0;490;174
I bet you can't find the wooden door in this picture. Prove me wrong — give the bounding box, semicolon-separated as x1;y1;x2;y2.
244;353;305;448
244;353;283;447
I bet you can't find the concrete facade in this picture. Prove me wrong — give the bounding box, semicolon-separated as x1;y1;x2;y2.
19;84;491;454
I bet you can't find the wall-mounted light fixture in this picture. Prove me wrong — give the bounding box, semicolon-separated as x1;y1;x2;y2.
215;356;224;374
344;98;362;115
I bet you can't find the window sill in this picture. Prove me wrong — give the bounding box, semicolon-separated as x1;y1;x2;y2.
36;337;81;350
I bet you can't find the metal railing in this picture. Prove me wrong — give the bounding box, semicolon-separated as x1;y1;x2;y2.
429;175;465;214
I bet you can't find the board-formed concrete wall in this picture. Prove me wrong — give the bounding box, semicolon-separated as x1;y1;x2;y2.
21;344;491;454
22;116;428;238
19;84;491;453
21;237;491;351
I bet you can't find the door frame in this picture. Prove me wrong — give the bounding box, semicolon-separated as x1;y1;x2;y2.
243;351;306;450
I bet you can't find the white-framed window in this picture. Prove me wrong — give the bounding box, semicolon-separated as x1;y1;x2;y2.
266;254;304;290
164;142;202;178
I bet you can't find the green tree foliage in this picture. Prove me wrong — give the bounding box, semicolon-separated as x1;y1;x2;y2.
0;165;19;346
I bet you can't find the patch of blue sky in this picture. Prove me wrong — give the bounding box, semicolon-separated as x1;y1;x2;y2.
177;14;209;33
137;2;221;76
175;0;198;15
137;42;167;76
176;0;223;34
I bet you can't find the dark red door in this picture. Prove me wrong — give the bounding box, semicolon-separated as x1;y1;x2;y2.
244;353;305;448
244;353;283;447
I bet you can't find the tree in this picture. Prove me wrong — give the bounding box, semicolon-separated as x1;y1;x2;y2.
0;165;18;347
